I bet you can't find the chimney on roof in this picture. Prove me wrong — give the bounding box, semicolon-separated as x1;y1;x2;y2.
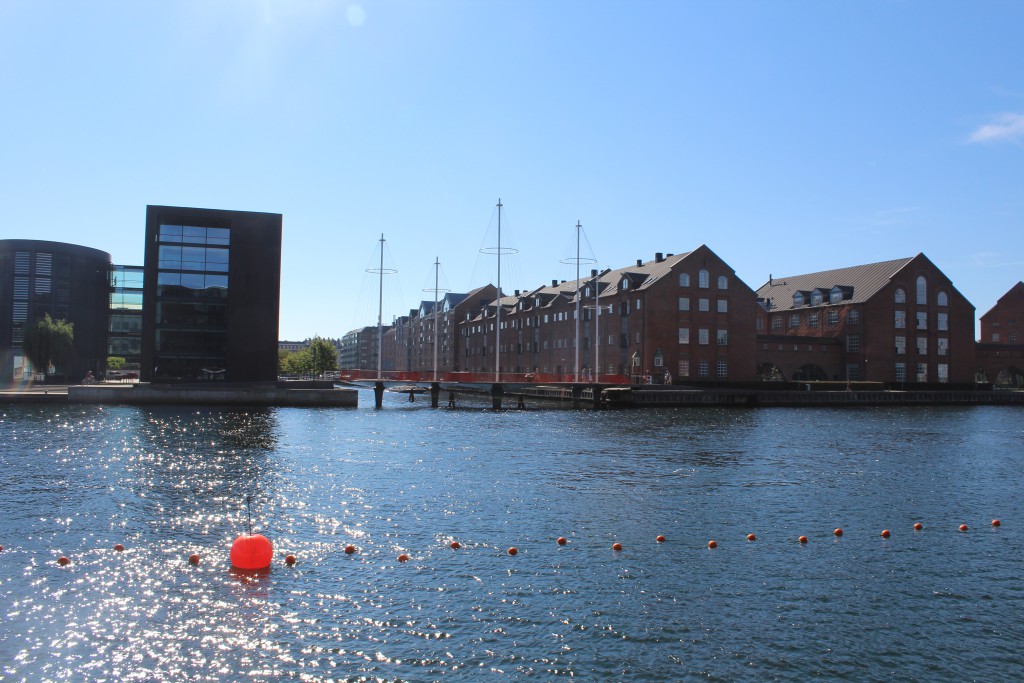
667;253;673;257
637;259;643;267
591;268;598;277
515;289;520;296
552;279;558;287
655;252;664;263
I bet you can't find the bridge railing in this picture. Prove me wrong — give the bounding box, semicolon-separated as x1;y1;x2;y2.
336;370;630;385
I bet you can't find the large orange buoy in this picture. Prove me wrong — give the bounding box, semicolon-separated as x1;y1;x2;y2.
959;524;968;532
188;553;201;565
707;540;718;549
881;529;891;539
656;535;667;543
747;533;757;542
113;543;125;552
344;544;357;555
449;541;461;550
58;556;70;566
833;528;843;537
230;534;273;570
914;522;923;531
556;537;568;546
612;542;623;551
798;536;808;544
992;519;1001;527
507;547;518;556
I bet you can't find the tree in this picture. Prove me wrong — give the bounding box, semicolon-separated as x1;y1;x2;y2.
107;356;127;370
278;349;294;375
306;336;339;377
22;314;75;382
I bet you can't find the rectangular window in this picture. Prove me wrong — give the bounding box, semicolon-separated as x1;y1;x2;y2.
847;335;860;352
937;313;948;331
916;312;927;330
678;297;690;312
717;299;728;313
895;336;906;354
756;317;765;330
716;360;728;377
916;363;928;382
992;333;1001;342
937;338;948;356
846;364;860;381
718;276;728;290
895;362;906;382
789;314;800;329
14;252;30;274
697;360;710;377
827;310;839;326
716;329;728;346
699;270;709;288
698;328;709;345
772;316;783;330
808;313;818;328
678;327;690;344
1011;333;1018;343
679;273;690;287
848;309;860;324
653;354;664;368
678;360;690;377
895;310;906;329
937;363;949;383
917;336;927;355
699;298;710;312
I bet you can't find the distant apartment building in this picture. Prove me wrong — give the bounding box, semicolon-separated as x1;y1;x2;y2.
976;281;1024;387
109;265;143;370
755;254;975;384
0;239;112;382
278;340;308;353
340;325;391;372
460;246;758;382
141;205;282;383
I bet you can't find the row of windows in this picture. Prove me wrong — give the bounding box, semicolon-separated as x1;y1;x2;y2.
678;271;728;290
677;360;728;378
159;224;230;246
678;298;728;313
894;281;948;307
774;309;845;329
678;328;728;346
158;245;229;272
990;333;1018;343
894;362;949;383
894;336;949;355
895;311;949;330
792;286;850;307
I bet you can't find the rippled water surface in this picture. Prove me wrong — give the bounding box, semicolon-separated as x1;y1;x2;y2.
1;395;1022;682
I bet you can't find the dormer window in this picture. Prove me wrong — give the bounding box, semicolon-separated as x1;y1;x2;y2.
829;286;843;304
793;292;805;307
810;290;824;306
621;278;630;290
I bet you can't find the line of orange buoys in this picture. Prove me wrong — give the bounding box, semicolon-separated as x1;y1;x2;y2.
4;520;1007;569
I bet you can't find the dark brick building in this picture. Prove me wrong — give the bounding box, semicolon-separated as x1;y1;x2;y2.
141;205;282;383
755;254;975;384
976;281;1024;386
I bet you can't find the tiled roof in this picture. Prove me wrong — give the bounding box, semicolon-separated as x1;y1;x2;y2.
756;257;914;312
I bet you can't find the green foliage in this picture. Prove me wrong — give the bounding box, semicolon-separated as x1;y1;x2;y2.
281;338;339;376
22;314;75;380
107;356;127;370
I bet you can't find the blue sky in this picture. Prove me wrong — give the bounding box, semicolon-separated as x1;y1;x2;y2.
2;1;1022;340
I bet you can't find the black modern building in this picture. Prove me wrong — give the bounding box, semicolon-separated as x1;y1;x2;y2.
141;205;282;383
0;239;112;383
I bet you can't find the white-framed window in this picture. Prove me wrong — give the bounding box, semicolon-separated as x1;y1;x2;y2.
716;360;728;377
916;312;927;329
937;312;948;331
1011;333;1018;343
895;310;906;329
848;309;860;324
917;336;928;354
993;333;1001;342
653;353;664;368
679;273;690;287
772;316;783;330
717;275;728;290
937;363;949;383
621;278;629;290
699;269;709;288
830;286;843;304
697;360;710;377
895;287;906;304
679;297;690;311
916;363;927;382
789;314;800;328
846;364;860;380
808;313;819;327
937;338;948;356
717;329;728;346
896;335;906;354
698;328;709;345
847;335;860;352
699;298;710;312
916;276;927;305
717;299;728;313
678;327;690;344
827;310;839;326
937;291;948;306
678;360;690;377
895;362;906;382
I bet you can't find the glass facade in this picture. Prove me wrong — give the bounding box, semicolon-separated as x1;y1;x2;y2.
153;224;231;380
109;265;143;368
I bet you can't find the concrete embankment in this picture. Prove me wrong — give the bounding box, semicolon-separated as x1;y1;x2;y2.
0;381;358;407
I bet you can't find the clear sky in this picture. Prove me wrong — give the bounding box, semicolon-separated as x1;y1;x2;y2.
2;1;1021;340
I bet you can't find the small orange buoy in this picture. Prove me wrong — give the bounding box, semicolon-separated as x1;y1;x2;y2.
285;554;296;565
188;553;200;565
449;541;461;550
959;524;968;532
612;542;623;551
230;534;274;570
707;540;718;549
113;543;125;552
881;529;891;538
397;553;410;563
507;547;518;556
992;519;1001;527
914;522;923;531
58;556;71;566
344;544;356;555
1;544;6;552
833;528;843;537
656;535;666;543
747;533;757;542
798;536;808;544
556;537;568;546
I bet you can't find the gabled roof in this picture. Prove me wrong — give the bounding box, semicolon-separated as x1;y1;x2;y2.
980;281;1024;320
756;257;914;312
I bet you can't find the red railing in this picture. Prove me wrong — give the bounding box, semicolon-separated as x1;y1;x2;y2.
336;370;630;385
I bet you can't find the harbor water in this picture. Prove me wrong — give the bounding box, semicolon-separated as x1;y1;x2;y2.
1;392;1022;681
